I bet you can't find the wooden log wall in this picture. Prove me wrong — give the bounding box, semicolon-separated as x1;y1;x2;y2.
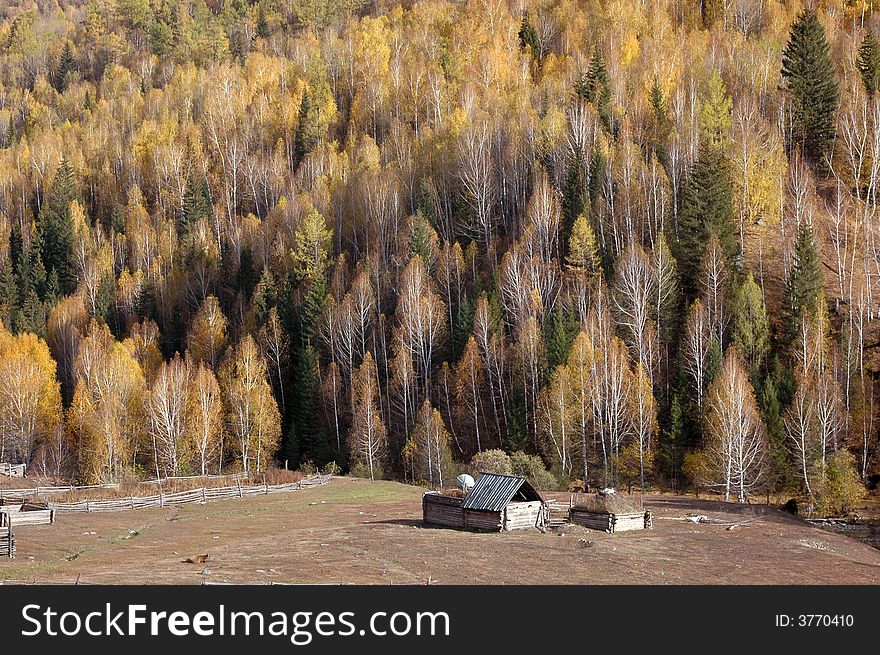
503;501;544;531
569;508;654;533
422;493;465;528
422;494;506;531
569;508;615;532
610;512;648;532
0;505;55;527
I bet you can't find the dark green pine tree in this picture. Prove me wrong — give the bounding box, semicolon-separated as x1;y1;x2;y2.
95;274;116;328
674;148;737;296
659;389;686;491
292;90;314;170
15;289;45;336
37;159;81;295
544;304;579;369
781;9;838;169
109;204;126;234
408;212;435;262
649;77;669;163
300;273;327;347
256;2;270;39
650;77;667;125
43;269;61;308
561;152;588;240
236;247;257;299
181;174;212;236
518;12;540;60
17;241;47;302
285;343;332;469
53;41;76;92
587;144;606;205
452;294;475;359
575;50;612;132
251;266;277;325
783;223;823;337
0;259;18;328
761;377;795;497
857;31;880;97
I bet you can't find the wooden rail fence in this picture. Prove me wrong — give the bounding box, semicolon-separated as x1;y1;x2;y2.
0;474;333;513
0;463;25;478
0;472;251;501
1;523;13;558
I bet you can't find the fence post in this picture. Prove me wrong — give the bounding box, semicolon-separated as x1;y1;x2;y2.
202;487;207;503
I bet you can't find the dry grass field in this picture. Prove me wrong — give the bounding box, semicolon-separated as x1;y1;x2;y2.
1;477;878;584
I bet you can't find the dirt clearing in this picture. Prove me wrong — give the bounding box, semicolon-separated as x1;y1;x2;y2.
1;477;878;584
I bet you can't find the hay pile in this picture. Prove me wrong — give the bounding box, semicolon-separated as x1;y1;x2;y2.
573;492;643;514
438;487;467;498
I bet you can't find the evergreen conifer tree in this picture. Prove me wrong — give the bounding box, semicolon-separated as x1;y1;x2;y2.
0;259;18;327
256;2;270;39
561;153;588;240
575;50;612;132
731;273;770;380
857;31;880;97
181;173;212;236
285;343;331;468
37;159;80;295
54;41;76;92
518;12;540;59
674;148;737;295
293;90;314;169
781;9;838;168
783;224;823;336
300;273;327;346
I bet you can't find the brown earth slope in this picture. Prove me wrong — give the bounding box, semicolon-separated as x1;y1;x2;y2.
1;477;877;584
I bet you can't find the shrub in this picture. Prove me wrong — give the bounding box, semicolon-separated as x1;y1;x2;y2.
811;451;866;517
350;461;384;480
297;459;317;475
615;443;655;493
470;449;512;475
510;451;559;490
682;450;709;496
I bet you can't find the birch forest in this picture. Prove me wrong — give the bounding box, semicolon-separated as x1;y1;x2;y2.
0;0;876;512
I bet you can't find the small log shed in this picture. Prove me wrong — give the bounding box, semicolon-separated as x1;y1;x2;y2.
423;472;546;532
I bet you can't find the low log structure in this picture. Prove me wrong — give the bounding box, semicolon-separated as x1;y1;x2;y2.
0;502;55;527
0;463;25;478
423;472;547;532
569;508;653;533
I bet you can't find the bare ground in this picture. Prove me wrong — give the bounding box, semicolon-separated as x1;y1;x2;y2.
1;477;878;584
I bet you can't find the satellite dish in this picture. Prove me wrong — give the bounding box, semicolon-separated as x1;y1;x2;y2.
457;474;475;491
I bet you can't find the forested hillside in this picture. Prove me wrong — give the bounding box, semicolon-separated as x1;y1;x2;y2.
0;0;876;511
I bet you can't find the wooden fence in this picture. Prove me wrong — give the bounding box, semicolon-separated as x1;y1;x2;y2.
1;523;13;558
0;463;25;478
38;474;333;513
0;472;252;501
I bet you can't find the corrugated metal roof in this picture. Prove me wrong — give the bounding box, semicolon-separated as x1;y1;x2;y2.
460;472;543;511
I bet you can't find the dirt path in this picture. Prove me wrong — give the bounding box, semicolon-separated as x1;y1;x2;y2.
1;478;878;584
